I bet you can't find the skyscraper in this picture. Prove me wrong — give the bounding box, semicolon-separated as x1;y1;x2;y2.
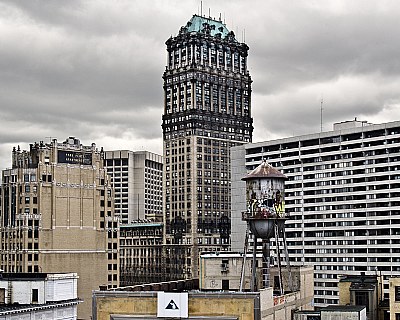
162;14;253;279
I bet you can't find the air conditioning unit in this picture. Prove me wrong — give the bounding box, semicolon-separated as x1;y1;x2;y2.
221;263;229;272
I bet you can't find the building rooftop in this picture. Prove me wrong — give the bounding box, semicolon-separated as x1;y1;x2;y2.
339;274;378;284
0;299;81;315
120;222;163;229
0;272;78;281
322;305;366;312
183;14;235;41
242;160;287;180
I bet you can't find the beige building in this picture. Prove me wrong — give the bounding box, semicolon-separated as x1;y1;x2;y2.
93;252;314;320
92;265;314;320
0;137;119;319
389;277;400;320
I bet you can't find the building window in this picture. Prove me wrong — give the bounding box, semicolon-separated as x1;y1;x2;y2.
32;289;38;303
222;279;229;290
355;291;369;312
395;286;400;302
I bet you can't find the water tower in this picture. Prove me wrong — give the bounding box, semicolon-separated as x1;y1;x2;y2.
240;160;292;293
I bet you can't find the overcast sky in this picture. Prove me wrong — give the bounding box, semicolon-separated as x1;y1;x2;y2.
1;0;400;169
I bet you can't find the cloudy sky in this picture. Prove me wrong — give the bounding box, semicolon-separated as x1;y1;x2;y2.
1;0;400;169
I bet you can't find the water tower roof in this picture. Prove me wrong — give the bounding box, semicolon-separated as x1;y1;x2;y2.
242;160;287;181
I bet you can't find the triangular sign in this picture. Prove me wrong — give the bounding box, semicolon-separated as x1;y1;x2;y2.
165;299;179;310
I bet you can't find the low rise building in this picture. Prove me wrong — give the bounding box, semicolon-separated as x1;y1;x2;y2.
93;257;314;320
294;306;367;320
0;272;80;319
119;221;163;286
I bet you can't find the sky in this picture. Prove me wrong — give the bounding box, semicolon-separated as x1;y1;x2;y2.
1;0;400;169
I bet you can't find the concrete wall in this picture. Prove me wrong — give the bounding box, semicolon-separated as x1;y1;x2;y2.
199;253;255;290
230;146;248;252
41;252;108;319
46;273;78;302
321;310;366;320
0;280;45;304
93;291;257;320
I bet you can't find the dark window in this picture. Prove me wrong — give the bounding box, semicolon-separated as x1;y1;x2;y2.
222;279;229;290
32;289;38;303
274;275;280;291
395;286;400;302
355;291;369;312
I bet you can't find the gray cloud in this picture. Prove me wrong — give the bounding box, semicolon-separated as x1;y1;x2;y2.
1;0;400;167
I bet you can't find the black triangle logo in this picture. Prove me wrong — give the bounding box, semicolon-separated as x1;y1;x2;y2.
166;299;179;310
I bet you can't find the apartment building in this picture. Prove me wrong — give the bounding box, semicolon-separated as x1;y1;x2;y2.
162;14;253;279
104;150;163;224
232;119;400;307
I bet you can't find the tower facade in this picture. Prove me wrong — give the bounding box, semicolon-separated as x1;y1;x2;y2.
162;14;253;279
104;150;163;224
0;137;119;319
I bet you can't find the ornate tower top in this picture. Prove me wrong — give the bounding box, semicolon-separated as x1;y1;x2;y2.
181;14;234;41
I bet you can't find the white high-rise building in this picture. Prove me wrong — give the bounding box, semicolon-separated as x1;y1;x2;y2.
232;119;400;306
104;150;163;224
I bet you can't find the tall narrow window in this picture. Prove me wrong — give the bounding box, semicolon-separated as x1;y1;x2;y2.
32;289;38;303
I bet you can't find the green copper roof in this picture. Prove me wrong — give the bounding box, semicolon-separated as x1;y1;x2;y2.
185;14;234;41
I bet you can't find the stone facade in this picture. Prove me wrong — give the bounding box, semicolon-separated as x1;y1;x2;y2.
0;137;119;319
119;221;163;286
162;14;253;280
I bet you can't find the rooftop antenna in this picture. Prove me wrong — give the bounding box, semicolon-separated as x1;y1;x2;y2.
244;28;246;42
320;96;324;132
223;12;225;24
201;1;203;17
219;12;221;21
209;7;210;18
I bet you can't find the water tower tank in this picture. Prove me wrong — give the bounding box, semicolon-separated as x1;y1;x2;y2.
242;160;288;240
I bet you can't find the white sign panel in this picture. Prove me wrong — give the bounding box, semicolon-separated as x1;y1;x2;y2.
157;292;188;318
